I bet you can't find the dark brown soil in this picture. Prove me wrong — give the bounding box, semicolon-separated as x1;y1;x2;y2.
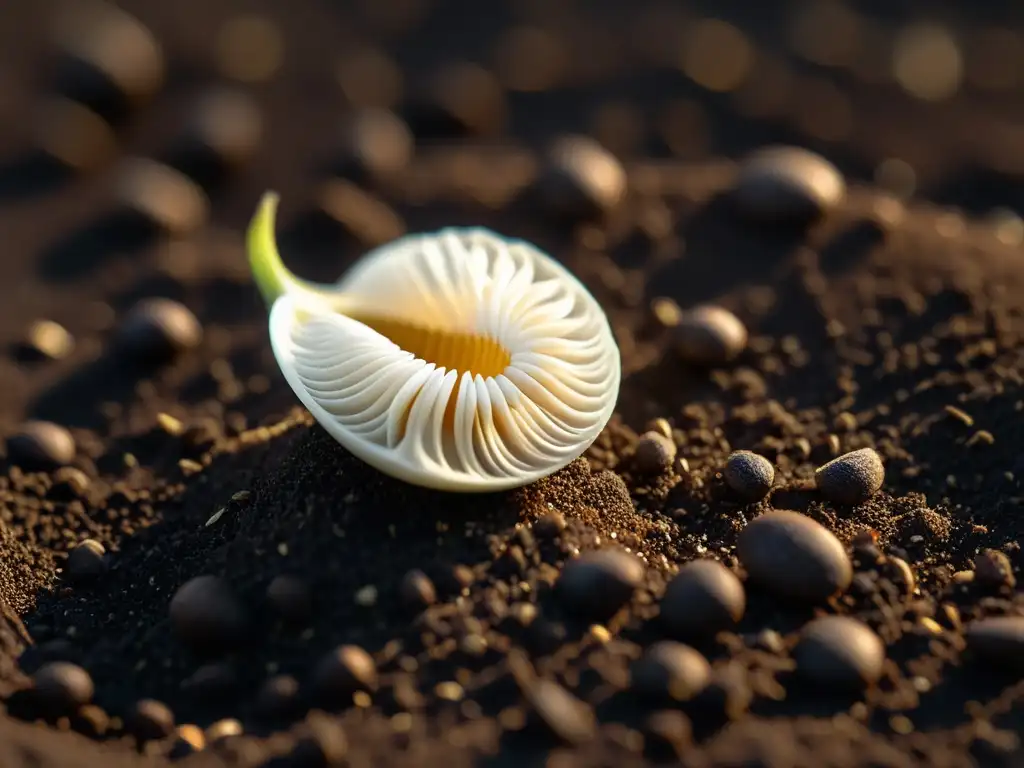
1;1;1023;766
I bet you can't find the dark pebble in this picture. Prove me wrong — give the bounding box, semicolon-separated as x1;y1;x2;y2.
71;705;110;739
406;61;505;137
255;675;302;721
643;710;692;762
737;510;852;602
32;661;94;716
733;145;845;223
974;549;1015;590
180;662;238;702
117;298;203;361
671;305;748;365
538;135;626;220
814;448;885;505
966;617;1024;673
335;108;413;182
169;575;247;653
266;574;313;625
557;548;645;621
49;466;91;500
631;641;711;701
533;511;567;539
527;679;596;745
724;450;775;501
7;421;75;468
127;699;176;743
289;712;349;766
114;159;209;235
794;616;885;688
65;539;107;582
311;645;378;708
633;431;677;476
661;559;746;640
167;88;263;185
399;569;437;611
32;98;117;174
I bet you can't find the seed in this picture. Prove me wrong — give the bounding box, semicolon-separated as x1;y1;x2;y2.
538;135;626;220
117;298;203;361
671;305;747;365
6;421;76;468
633;431;677;476
723;450;774;501
815;447;885;505
733;145;845;223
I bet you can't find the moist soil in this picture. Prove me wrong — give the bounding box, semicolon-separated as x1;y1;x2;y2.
1;1;1023;767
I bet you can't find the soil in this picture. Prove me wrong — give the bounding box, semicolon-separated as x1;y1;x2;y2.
0;1;1023;766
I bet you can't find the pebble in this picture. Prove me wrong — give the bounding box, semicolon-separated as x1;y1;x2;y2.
557;549;645;621
289;712;349;765
539;135;626;219
723;450;775;501
32;661;94;716
25;319;74;360
815;448;885;505
527;679;596;745
966;617;1024;673
643;710;692;762
794;616;886;688
336;108;413;182
33;98;117;173
117;298;203;361
408;62;505;137
65;539;107;582
266;575;313;625
733;145;846;223
660;559;746;640
671;305;748;365
311;645;379;707
737;510;852;602
168;88;263;183
633;431;677;476
114;158;209;235
974;549;1015;590
631;641;711;701
169;575;248;653
399;569;437;611
255;675;301;721
49;466;91;500
127;699;176;743
533;511;567;539
6;421;76;468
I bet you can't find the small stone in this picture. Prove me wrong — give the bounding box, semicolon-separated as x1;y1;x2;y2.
49;466;91;500
649;297;683;330
311;645;378;708
335;108;413;182
966;617;1024;673
33;98;117;173
557;549;645;621
633;431;677;476
737;510;852;603
66;539;107;582
671;305;748;365
206;718;243;742
127;699;176;743
733;145;845;223
539;135;626;220
7;421;76;468
974;550;1015;590
166;88;263;185
180;662;238;702
399;569;436;611
661;559;746;640
527;680;596;745
266;575;313;625
533;511;567;539
114;159;209;235
723;450;775;502
32;661;94;716
289;712;349;765
170;724;206;758
117;298;203;361
794;616;885;688
25;320;74;360
255;675;301;721
815;448;885;505
631;641;711;701
643;710;692;762
407;61;505;137
169;575;247;653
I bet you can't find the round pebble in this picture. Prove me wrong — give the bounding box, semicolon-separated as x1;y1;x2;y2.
6;421;75;468
33;98;117;173
399;569;437;611
660;559;746;640
973;549;1015;590
24;319;75;360
66;539;107;582
814;448;885;505
532;511;567;539
737;510;852;602
733;145;846;223
336;108;413;182
723;450;775;501
633;431;677;476
311;645;378;707
169;575;247;653
966;617;1024;674
169;88;263;182
408;61;505;137
32;661;94;716
631;641;711;701
127;699;176;743
557;549;645;621
114;159;209;235
794;616;885;688
49;466;91;501
255;675;301;721
266;575;312;624
117;298;203;361
643;710;692;762
671;305;748;365
539;135;626;220
528;679;596;745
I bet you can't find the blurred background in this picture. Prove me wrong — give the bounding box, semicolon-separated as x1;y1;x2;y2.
0;0;1023;427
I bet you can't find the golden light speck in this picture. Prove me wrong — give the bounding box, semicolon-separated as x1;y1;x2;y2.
493;26;566;92
893;23;962;101
789;1;862;68
681;19;753;93
874;158;916;200
215;15;284;83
